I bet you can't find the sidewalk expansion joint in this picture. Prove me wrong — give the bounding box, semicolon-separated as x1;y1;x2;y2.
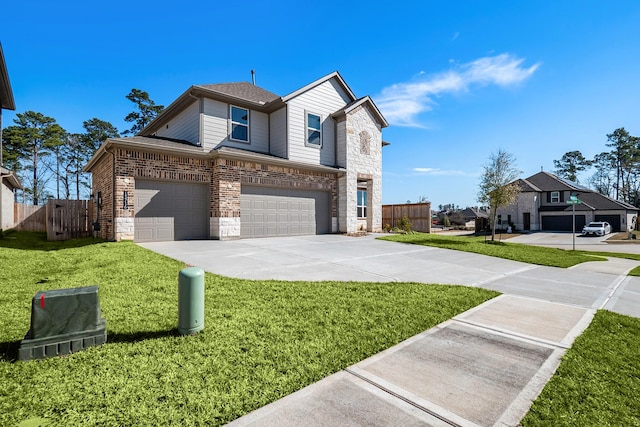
471;264;540;288
452;318;570;349
344;367;468;427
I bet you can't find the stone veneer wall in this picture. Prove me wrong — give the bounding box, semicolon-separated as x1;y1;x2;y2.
92;146;338;241
338;105;383;233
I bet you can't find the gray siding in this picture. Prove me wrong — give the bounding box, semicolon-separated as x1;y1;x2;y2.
202;99;228;152
202;98;269;153
250;111;269;153
287;79;350;166
155;100;200;144
269;107;287;158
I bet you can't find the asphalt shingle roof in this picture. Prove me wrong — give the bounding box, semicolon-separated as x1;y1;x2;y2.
196;82;280;105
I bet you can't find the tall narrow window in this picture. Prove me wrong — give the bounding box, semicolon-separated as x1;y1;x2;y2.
306;112;321;146
230;105;249;142
550;191;560;203
357;182;367;218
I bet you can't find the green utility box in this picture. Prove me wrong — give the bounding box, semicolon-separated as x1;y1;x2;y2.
178;267;205;335
19;286;107;361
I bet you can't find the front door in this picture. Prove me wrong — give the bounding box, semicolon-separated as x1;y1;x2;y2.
523;212;531;231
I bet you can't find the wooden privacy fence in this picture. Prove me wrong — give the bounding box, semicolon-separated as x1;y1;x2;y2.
382;202;432;233
14;200;94;241
14;203;47;232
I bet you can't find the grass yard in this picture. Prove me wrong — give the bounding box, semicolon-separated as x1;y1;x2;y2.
0;231;497;426
522;310;640;426
379;232;600;267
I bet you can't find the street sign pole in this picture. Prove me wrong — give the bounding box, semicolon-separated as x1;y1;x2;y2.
568;195;582;251
572;202;576;251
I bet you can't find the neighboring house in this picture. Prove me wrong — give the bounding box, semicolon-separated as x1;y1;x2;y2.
0;42;21;231
85;71;389;242
498;171;639;232
460;207;488;230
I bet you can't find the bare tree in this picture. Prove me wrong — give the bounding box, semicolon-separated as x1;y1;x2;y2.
477;149;521;241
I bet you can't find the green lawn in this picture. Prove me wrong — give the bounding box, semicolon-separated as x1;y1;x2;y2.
522;310;640;426
379;232;600;267
0;231;497;426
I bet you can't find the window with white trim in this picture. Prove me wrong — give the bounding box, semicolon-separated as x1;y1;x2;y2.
551;191;560;203
306;112;321;147
230;105;249;142
357;182;367;218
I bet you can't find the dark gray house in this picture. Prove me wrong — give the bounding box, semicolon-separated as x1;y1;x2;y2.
497;171;638;232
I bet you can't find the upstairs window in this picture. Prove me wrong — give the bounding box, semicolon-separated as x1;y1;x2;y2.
230;105;249;142
551;191;560;203
306;112;322;147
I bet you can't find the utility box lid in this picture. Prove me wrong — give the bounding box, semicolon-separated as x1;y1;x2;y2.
29;286;105;339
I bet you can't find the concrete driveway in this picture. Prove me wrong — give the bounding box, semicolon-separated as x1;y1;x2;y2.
140;234;640;426
140;233;640;318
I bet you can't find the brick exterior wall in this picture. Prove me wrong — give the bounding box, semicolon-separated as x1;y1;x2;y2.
91;146;339;241
90;153;114;240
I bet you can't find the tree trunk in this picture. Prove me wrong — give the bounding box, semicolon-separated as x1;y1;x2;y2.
491;210;497;241
33;147;39;206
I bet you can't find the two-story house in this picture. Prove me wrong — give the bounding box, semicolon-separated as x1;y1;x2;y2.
497;171;638;232
84;72;389;242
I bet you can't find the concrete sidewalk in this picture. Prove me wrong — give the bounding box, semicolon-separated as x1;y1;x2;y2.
227;295;594;426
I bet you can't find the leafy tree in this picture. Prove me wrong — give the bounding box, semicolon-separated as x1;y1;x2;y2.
606;127;639;202
477;149;521;241
2;111;65;205
123;89;164;135
81;118;120;151
73;118;120;199
553;150;592;183
587;152;616;197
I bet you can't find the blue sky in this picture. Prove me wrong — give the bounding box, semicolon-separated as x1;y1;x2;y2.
2;1;640;208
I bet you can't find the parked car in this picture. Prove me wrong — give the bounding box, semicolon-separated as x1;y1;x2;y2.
581;221;612;236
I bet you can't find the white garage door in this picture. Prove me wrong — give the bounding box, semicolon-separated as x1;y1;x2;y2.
134;180;209;242
241;186;331;238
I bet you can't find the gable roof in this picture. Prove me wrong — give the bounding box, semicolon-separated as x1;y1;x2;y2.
460;207;488;219
140;71;388;136
0;43;15;111
331;96;389;128
525;171;582;192
579;191;637;211
516;178;541;192
282;71;356;102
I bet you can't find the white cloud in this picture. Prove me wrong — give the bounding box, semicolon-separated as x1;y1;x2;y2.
412;167;466;176
375;53;540;127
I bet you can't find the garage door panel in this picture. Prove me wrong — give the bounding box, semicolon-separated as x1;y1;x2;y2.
542;215;585;231
135;180;208;242
595;215;621;232
241;186;330;238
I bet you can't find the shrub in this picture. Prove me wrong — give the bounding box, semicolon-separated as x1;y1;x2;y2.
398;215;412;233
